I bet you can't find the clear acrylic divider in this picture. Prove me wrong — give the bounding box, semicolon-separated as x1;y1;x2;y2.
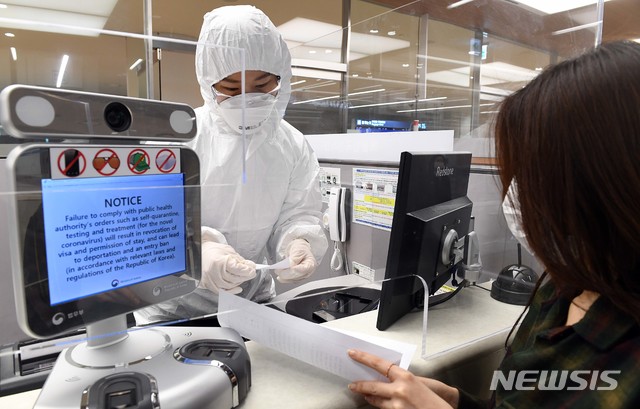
287;0;602;139
0;0;604;406
211;274;429;408
0;272;430;408
0;26;249;407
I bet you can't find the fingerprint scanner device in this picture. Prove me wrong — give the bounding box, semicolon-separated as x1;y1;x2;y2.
1;85;251;408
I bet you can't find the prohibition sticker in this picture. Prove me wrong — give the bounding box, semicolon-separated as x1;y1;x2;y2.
57;149;86;177
155;149;177;173
93;148;120;176
127;149;150;174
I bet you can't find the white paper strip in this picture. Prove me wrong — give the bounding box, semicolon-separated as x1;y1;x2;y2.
255;258;291;270
218;291;414;382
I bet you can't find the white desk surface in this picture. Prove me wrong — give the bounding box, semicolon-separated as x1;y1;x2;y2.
0;280;523;409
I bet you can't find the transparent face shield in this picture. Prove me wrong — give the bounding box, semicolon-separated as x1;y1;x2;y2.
0;0;606;407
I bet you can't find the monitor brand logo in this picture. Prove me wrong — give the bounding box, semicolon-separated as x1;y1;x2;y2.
435;166;454;177
490;370;620;391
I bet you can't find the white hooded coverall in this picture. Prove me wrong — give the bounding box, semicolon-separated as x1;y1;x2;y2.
135;5;328;323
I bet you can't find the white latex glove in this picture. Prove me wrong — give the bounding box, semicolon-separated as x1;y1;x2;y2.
276;238;317;283
200;241;256;294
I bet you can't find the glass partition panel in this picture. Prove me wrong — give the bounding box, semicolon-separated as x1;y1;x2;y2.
0;17;253;405
348;0;422;133
0;1;610;407
148;0;604;138
344;0;603;140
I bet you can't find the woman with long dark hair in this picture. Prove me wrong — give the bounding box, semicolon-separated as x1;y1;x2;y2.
347;40;640;408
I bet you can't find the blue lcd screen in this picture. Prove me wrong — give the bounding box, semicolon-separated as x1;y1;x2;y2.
41;174;186;306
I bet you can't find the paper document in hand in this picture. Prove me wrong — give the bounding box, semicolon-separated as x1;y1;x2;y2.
255;258;291;270
218;291;415;382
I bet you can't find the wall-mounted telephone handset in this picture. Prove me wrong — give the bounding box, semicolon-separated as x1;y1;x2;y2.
328;187;348;242
327;187;349;272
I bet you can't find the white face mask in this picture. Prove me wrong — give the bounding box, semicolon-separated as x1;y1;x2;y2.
217;92;277;135
501;181;535;256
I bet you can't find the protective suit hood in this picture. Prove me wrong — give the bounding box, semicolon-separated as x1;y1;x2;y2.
195;5;292;131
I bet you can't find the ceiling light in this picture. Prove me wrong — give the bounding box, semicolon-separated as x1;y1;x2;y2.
293;95;340;105
0;1;118;37
447;0;476;9
552;22;600;36
428;61;539;88
352;74;359;77
350;96;447;109
129;58;143;70
56;54;69;88
290;80;307;86
353;84;386;91
481;87;513;99
0;4;7;8
402;64;410;68
4;32;15;37
397;103;493;113
369;29;379;34
299;80;336;90
509;0;612;15
309;50;317;54
387;31;396;36
10;46;17;61
418;97;448;102
278;17;410;62
348;88;385;97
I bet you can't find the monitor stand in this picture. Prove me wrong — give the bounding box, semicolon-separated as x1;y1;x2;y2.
33;315;250;409
285;286;381;323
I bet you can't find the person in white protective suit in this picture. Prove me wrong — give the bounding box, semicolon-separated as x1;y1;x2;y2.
135;5;328;324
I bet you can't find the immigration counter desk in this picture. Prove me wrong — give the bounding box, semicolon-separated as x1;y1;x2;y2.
0;275;524;409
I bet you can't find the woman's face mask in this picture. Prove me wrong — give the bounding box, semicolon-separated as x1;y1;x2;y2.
501;181;535;256
216;92;278;135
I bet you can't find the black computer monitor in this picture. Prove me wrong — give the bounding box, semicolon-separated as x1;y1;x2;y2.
7;144;201;339
376;152;473;331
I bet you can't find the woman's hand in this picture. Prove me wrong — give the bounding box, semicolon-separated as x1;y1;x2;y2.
347;349;459;409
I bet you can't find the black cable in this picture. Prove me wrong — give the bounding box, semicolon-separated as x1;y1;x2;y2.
428;278;468;308
471;283;491;292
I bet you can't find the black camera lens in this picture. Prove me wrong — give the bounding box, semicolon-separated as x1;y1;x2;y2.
104;102;132;132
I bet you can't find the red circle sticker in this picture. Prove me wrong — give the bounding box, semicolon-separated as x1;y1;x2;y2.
93;149;120;176
127;149;151;174
57;149;86;178
155;149;177;173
